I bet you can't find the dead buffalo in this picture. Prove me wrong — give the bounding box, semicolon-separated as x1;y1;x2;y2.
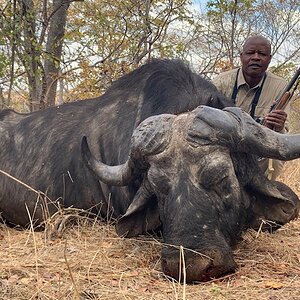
0;59;299;282
0;58;231;226
82;105;300;282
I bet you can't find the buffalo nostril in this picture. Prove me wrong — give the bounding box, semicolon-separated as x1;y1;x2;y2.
161;247;237;283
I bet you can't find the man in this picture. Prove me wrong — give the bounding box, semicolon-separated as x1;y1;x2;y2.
212;35;288;180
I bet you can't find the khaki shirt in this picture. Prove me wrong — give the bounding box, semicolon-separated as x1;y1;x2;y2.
212;68;288;120
212;68;288;180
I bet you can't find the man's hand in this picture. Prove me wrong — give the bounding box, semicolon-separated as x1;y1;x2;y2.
264;109;287;132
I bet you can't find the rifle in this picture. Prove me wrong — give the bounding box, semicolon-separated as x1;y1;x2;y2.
256;67;300;125
263;67;300;180
269;67;300;112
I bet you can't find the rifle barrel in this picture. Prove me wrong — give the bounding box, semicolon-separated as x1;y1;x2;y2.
283;67;300;94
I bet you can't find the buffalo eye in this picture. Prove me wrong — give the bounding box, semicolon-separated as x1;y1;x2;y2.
147;167;171;196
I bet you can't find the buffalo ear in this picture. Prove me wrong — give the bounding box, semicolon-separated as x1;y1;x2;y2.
246;177;300;231
115;182;161;237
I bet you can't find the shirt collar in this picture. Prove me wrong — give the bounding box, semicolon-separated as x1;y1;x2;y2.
237;68;267;89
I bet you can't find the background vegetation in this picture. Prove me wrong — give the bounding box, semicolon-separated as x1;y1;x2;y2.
0;0;299;112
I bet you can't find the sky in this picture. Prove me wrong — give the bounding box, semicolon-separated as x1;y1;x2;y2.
192;0;208;11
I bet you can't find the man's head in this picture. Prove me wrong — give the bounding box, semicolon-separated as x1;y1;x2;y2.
240;35;272;80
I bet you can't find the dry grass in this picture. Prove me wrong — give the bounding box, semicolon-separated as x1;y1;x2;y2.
0;160;300;300
289;97;300;134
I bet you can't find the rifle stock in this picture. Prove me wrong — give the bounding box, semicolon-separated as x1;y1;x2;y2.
269;67;300;112
273;91;291;111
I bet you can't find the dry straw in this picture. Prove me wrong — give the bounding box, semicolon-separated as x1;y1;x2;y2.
0;160;300;299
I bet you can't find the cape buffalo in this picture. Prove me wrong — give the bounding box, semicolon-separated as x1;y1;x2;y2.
0;59;299;282
82;105;300;282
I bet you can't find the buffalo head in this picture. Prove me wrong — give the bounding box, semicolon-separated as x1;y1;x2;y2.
81;106;300;282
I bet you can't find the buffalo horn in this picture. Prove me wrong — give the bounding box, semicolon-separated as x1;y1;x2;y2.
81;136;134;186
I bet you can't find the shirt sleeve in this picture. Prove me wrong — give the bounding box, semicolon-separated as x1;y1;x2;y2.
211;72;236;98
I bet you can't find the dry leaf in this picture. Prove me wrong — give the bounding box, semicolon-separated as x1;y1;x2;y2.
19;277;32;285
67;246;79;254
111;279;119;287
7;274;19;284
100;241;113;248
264;281;284;289
269;296;280;300
138;287;150;293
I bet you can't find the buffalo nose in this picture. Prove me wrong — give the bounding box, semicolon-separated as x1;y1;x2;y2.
161;246;237;283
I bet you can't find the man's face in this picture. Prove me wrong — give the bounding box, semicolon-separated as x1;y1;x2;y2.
240;37;272;78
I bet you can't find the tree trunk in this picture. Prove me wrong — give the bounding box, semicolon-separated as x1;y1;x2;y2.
19;0;42;111
0;87;7;110
43;0;71;108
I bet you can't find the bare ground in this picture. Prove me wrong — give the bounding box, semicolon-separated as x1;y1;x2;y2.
0;159;300;300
